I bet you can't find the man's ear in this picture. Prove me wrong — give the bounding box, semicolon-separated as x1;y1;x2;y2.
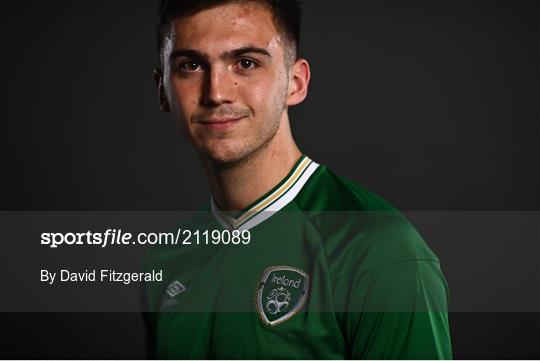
153;68;171;113
286;58;311;107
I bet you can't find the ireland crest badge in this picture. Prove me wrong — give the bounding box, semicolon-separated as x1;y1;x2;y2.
255;265;309;326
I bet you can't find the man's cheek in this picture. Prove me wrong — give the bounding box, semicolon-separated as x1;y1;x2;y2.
171;96;195;123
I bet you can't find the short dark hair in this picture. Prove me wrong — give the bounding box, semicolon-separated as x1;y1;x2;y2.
156;0;301;66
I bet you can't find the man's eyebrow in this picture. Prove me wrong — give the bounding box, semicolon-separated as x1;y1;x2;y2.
169;47;271;61
169;49;206;61
222;47;272;59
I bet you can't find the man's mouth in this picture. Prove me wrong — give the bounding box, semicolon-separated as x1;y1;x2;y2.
198;117;245;131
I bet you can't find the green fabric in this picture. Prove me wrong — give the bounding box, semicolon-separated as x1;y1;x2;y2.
143;164;453;359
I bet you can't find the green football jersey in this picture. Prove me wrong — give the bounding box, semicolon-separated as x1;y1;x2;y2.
143;155;452;359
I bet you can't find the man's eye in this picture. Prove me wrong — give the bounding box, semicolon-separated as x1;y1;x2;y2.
236;59;258;71
180;62;201;72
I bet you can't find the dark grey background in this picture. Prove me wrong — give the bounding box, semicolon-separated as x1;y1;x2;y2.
1;0;538;359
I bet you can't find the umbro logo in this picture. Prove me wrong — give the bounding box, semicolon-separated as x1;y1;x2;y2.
166;280;186;298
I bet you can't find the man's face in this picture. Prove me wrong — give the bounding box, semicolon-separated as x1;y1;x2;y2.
159;3;294;164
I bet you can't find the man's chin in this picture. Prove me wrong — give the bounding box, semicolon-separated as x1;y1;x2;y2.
194;133;275;167
199;145;251;167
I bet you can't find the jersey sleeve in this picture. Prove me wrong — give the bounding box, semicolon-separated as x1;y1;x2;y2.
334;260;453;359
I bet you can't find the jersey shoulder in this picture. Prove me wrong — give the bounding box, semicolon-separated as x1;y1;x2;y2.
294;165;439;276
295;165;396;212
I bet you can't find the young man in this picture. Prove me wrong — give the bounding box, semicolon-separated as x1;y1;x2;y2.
144;0;453;359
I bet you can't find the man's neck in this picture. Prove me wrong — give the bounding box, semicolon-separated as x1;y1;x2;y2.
203;135;302;213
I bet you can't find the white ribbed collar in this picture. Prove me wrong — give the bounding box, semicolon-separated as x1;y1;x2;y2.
210;155;319;231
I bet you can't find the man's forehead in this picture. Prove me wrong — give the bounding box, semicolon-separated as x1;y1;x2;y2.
165;3;283;56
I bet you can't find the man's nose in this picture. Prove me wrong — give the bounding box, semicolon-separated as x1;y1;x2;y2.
201;65;236;106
